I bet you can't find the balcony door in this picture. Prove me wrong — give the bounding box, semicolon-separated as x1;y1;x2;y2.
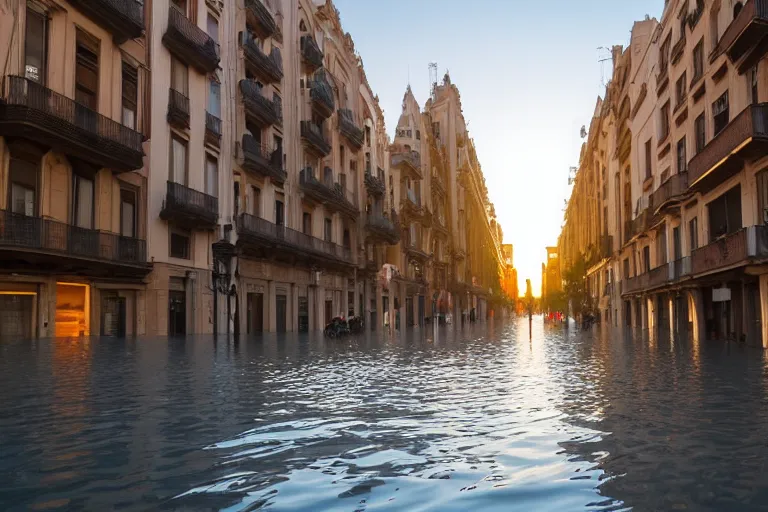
170;136;187;185
75;29;99;132
9;158;38;217
707;185;742;241
24;6;47;84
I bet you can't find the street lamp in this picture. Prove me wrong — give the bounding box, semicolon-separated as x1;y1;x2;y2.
212;229;236;339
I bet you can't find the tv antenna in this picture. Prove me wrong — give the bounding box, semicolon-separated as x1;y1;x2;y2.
429;62;438;101
597;47;612;88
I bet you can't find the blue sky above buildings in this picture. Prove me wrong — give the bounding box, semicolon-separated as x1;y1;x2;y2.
333;0;661;293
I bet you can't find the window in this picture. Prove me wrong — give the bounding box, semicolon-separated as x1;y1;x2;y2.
171;56;188;95
365;126;371;146
365;152;371;173
205;155;218;197
170;231;190;259
275;195;285;226
207;14;219;43
324;217;332;242
122;62;138;129
695;114;706;153
693;40;704;82
416;130;421;140
645;139;653;180
75;29;99;111
208;79;221;118
758;170;768;225
710;4;720;51
673;226;682;260
339;145;345;174
251;186;261;217
748;65;759;105
643;246;651;273
623;258;630;279
657;225;668;265
707;185;742;240
735;1;744;17
713;91;729;136
73;174;94;229
303;212;312;234
170;136;187;184
675;72;687;107
171;0;186;14
659;36;671;71
677;137;687;173
689;217;699;251
660;102;671;141
120;189;137;237
24;6;47;83
343;228;351;249
9;158;38;216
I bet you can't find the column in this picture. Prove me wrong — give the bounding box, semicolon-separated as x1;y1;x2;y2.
186;273;196;334
689;288;706;342
268;280;276;332
363;278;372;331
342;278;349;319
760;275;768;348
316;285;326;331
291;284;298;332
376;282;383;332
668;295;675;336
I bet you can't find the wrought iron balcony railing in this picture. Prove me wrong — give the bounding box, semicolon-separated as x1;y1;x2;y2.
338;108;364;149
688;104;768;191
245;0;278;38
205;111;221;147
240;79;280;126
308;70;335;118
718;0;768;66
160;181;219;229
241;135;286;184
301;35;324;70
672;257;692;281
167;88;190;129
237;213;353;265
163;7;220;74
651;171;689;213
0;209;147;266
299;168;358;217
364;171;386;196
68;0;144;43
365;211;400;245
692;228;748;274
241;33;283;83
0;75;144;172
300;120;331;156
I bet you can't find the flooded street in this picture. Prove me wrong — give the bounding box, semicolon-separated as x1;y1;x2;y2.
3;317;768;511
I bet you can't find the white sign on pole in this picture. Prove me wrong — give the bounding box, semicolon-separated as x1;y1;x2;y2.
713;287;731;302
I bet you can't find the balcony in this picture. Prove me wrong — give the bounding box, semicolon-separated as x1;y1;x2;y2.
688;104;768;192
432;169;446;196
241;34;283;83
167;88;190;129
433;215;450;237
718;0;768;70
0;76;144;172
237;213;353;268
301;35;324;70
0;209;150;279
338;109;364;149
672;257;692;281
299;168;359;218
400;191;424;221
245;0;278;39
651;171;689;213
205;111;221;147
308;70;335;118
68;0;144;43
160;181;218;230
648;264;671;289
365;211;401;245
240;80;280;126
405;242;431;264
391;150;422;179
163;7;220;74
300;121;331;156
599;235;613;259
692;228;750;275
241;135;286;184
364;170;386;196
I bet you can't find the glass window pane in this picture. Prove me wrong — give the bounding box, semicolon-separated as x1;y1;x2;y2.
76;176;94;229
208;80;221;117
171;138;186;184
206;157;218;197
24;8;46;83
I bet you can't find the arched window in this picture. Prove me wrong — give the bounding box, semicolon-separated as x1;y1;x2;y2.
734;1;743;18
299;19;307;32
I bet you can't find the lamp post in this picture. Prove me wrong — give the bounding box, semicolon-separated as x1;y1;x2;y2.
212;233;236;339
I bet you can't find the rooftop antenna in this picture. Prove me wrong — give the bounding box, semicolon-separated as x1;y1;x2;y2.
597;47;612;88
429;62;438;101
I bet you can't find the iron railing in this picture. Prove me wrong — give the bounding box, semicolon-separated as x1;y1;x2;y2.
338;108;364;148
241;34;283;83
391;150;422;176
672;257;692;281
366;212;400;243
239;79;280;126
364;171;386;196
238;213;353;263
241;135;286;183
300;120;331;155
308;69;335;117
68;0;144;42
163;181;218;224
0;209;146;264
205;111;221;144
301;35;324;70
692;228;748;274
0;76;144;170
164;7;220;73
245;0;277;38
299;168;358;215
688;104;768;187
167;88;190;128
651;171;689;212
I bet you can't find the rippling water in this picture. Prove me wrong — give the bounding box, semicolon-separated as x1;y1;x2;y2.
2;317;768;511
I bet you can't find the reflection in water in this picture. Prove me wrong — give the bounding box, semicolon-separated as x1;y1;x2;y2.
2;318;768;510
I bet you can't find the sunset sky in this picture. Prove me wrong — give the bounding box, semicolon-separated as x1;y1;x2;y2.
333;0;660;295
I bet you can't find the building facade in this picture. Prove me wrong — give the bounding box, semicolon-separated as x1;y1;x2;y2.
559;0;768;346
0;0;504;337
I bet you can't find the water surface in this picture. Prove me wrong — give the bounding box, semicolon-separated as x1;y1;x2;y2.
2;318;768;511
